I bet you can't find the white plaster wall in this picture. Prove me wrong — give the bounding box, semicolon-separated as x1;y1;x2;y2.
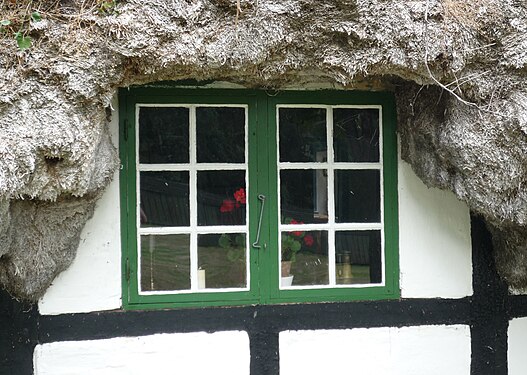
33;331;250;375
398;159;473;298
508;318;527;375
280;325;471;375
38;99;121;315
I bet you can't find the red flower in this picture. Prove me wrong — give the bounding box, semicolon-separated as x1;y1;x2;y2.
303;235;314;247
290;219;304;236
234;188;246;204
220;199;235;213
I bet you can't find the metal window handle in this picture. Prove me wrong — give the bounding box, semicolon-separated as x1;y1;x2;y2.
252;194;266;249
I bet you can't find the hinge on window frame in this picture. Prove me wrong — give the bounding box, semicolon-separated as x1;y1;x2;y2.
123;119;129;141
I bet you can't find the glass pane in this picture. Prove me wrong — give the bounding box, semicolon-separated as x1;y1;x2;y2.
196;107;245;163
197;170;246;226
198;233;247;289
335;170;380;223
140;234;190;291
281;230;328;287
279;108;327;162
334;108;380;162
139;107;189;164
280;170;327;224
335;231;382;284
140;172;190;227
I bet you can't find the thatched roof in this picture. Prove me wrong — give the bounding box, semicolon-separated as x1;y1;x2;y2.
0;0;525;300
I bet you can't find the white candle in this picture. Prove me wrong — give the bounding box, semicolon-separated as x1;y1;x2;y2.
198;269;206;289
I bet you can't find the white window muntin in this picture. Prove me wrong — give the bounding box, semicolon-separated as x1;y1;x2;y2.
276;104;385;289
135;104;250;295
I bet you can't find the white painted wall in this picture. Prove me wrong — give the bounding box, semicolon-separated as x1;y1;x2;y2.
280;325;471;375
33;331;250;375
508;318;527;375
398;159;473;298
38;99;473;315
38;99;122;315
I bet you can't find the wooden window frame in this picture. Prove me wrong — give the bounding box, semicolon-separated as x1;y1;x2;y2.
120;87;399;310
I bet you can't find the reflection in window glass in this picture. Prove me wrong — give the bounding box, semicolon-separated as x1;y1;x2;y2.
279;108;327;162
140;234;190;291
335;170;380;223
282;230;328;287
196;107;245;163
198;233;247;289
333;108;380;162
280;170;328;224
335;231;382;284
139;107;189;164
140;172;190;227
197;170;246;226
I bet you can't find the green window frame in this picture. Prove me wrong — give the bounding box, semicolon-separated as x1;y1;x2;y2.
120;87;399;310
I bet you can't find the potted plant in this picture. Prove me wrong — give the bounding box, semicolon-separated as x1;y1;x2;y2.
281;218;314;286
216;188;247;286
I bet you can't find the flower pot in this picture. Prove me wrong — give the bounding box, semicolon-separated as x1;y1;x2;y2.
281;260;292;277
281;275;294;287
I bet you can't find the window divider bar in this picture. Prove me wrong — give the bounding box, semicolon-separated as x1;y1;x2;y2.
139;163;247;172
327;106;336;286
139;225;248;235
278;162;381;170
189;105;198;292
333;162;381;170
379;106;386;285
279;223;382;231
196;163;248;170
134;105;142;295
333;223;383;230
276;106;283;273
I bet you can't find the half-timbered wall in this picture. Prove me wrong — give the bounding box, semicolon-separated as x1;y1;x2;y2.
1;96;526;375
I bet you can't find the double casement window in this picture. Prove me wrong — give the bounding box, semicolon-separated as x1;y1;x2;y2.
120;88;399;309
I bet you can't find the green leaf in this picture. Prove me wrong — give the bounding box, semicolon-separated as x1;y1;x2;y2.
1;20;11;26
15;33;32;50
291;241;301;252
234;234;245;247
31;12;42;22
227;250;239;262
218;234;231;249
98;0;118;15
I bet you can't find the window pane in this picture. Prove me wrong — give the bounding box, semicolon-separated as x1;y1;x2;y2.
280;169;328;224
335;170;380;223
198;233;247;289
196;107;245;163
140;234;190;291
279;108;327;162
333;108;380;162
139;107;189;164
197;170;246;226
281;230;328;287
335;231;382;284
140;172;190;227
